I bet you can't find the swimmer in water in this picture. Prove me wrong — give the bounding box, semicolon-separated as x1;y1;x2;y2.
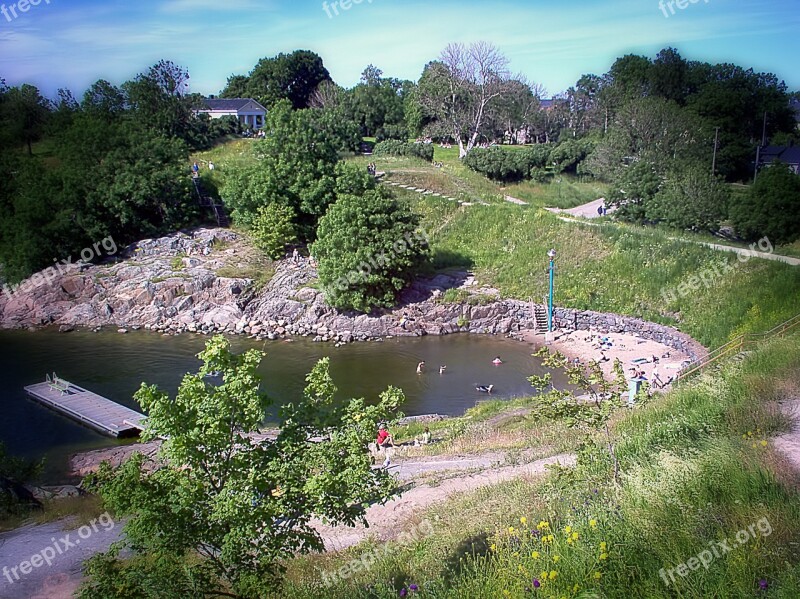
492;356;503;365
476;384;494;393
439;365;446;374
417;361;425;374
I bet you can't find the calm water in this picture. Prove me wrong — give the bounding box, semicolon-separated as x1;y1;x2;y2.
0;329;564;481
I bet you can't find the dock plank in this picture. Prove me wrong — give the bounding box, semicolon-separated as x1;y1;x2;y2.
24;379;146;438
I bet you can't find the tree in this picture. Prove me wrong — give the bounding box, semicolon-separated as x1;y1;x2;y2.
529;349;631;483
223;50;332;110
647;166;729;231
2;84;50;154
221;100;338;236
81;335;403;598
606;161;661;222
418;42;511;157
312;188;431;312
730;164;800;244
82;79;126;120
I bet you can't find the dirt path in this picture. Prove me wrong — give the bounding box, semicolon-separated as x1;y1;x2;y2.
547;200;800;267
0;518;120;599
774;398;800;470
318;452;575;551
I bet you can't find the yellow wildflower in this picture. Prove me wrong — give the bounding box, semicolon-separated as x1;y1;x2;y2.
564;525;572;534
573;584;580;593
553;555;560;563
531;551;540;559
572;531;580;540
747;431;753;437
752;443;757;448
600;541;607;551
760;440;768;447
520;516;527;525
490;543;496;552
589;519;597;529
540;571;549;581
509;526;515;534
537;520;550;530
549;570;558;580
599;552;608;560
594;571;602;580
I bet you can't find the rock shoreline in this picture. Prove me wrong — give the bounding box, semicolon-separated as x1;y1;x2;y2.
0;227;707;362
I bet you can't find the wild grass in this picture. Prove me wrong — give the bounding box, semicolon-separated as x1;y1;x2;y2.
277;335;800;599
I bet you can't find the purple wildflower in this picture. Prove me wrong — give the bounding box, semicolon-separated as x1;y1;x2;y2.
409;584;418;592
758;579;768;591
400;589;407;597
532;578;541;588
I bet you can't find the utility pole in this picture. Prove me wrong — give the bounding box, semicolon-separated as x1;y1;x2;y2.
754;111;767;183
712;127;720;175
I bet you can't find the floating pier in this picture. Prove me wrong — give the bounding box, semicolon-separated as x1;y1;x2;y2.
24;374;146;438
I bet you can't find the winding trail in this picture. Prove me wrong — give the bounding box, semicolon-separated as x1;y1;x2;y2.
547;200;800;266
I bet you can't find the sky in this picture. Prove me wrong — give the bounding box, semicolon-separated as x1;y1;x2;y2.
0;0;799;100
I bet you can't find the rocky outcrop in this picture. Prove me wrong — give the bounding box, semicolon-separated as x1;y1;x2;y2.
0;227;706;361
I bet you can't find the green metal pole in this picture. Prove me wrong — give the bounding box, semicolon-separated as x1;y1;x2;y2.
548;257;554;333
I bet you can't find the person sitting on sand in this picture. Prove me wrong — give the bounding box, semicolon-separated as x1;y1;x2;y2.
476;384;494;393
376;423;396;448
492;356;503;365
417;361;425;374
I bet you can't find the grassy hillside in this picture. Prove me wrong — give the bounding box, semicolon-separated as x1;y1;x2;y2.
193;138;800;349
278;334;800;599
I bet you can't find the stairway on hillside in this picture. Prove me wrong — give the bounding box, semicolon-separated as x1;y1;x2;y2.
192;176;229;228
532;302;548;333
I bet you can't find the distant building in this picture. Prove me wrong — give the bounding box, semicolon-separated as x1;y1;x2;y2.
196;98;267;130
540;99;555;111
757;145;800;174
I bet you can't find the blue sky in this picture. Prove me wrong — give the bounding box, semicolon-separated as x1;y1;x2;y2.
1;0;799;100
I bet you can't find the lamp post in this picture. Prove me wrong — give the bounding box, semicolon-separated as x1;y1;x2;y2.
547;249;556;342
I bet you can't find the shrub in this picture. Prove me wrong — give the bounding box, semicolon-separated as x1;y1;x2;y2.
251;203;296;259
373;139;434;162
464;145;552;182
311;187;431;312
730;163;800;244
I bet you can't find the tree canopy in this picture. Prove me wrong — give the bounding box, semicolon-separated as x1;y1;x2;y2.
81;335;403;598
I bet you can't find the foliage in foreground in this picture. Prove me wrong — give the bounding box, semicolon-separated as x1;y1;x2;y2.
80;335;403;598
278;335;800;599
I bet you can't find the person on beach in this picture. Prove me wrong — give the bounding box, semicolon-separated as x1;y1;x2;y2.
415;426;432;446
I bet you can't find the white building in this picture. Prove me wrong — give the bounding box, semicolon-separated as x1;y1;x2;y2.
196;98;267;130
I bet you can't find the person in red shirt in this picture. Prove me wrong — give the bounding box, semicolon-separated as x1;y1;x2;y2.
376;423;396;448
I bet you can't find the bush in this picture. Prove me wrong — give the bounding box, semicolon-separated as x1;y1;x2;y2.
647;166;729;232
251;203;296;259
373;139;434;162
730;163;800;244
375;124;408;142
463;145;552;182
311;187;431;312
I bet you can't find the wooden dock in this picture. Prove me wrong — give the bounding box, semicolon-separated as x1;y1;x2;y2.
24;375;146;438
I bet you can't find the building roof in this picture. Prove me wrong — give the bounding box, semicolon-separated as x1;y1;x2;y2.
759;145;800;165
199;98;266;112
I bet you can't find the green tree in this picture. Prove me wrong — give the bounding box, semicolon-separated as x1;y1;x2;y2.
221;100;338;236
730;164;800;244
222;50;331;110
81;335;402;598
250;203;296;259
647;166;729;231
312;188;431;312
2;84;50;155
529;348;631;483
606;161;661;222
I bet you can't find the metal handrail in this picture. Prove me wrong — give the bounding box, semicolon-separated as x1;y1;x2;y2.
676;312;800;382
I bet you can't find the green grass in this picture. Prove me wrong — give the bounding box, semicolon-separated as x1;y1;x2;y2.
277;334;800;599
